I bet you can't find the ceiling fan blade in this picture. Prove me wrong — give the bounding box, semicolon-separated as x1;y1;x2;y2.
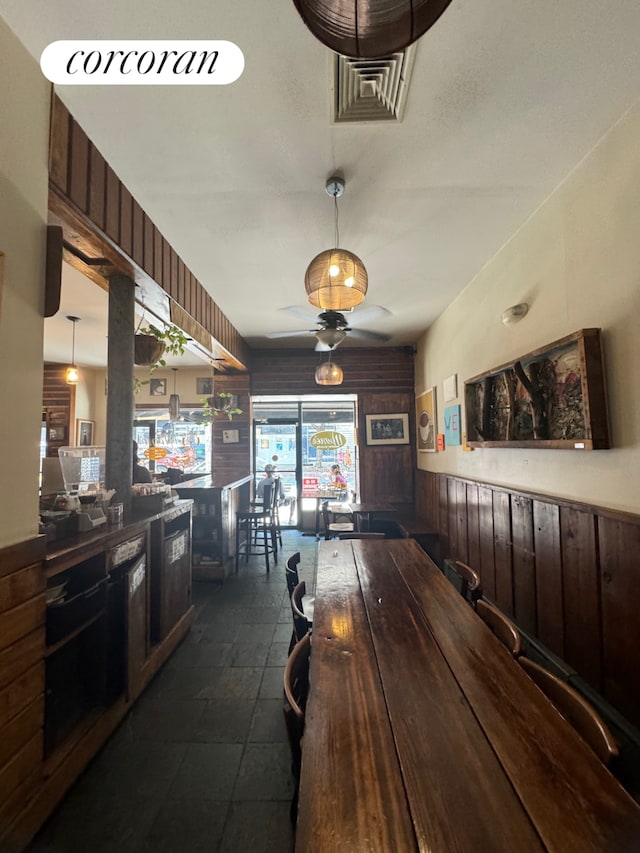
349;328;391;342
349;304;391;324
265;329;311;339
280;305;318;323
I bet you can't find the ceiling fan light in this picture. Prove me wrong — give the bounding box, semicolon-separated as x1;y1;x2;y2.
292;0;454;59
315;328;347;348
305;248;367;311
315;361;344;386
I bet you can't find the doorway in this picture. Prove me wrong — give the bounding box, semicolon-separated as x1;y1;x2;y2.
253;396;358;531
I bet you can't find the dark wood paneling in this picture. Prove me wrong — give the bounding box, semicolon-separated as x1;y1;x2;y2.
414;468;640;729
560;507;601;690
105;166;120;242
42;363;73;457
598;517;640;722
455;480;468;563
511;495;536;635
119;185;133;257
68;122;89;212
132;201;144;268
0;538;45;581
493;491;512;615
49;96;69;192
358;392;414;504
477;485;495;600
88;146;106;229
533;501;564;657
446;478;458;559
466;483;480;574
48;96;249;370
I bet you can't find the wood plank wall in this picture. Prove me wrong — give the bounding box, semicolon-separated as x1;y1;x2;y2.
416;468;640;728
48;96;249;369
250;347;415;504
42;364;73;456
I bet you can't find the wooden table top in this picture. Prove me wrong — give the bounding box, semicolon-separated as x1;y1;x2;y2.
296;539;640;853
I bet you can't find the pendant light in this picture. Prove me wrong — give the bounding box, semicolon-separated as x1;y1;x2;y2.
315;353;344;386
169;368;180;420
292;0;454;59
305;176;367;312
65;315;80;385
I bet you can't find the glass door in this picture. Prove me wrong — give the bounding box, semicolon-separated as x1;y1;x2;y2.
254;419;299;527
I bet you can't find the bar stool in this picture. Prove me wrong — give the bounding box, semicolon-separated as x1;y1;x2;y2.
235;483;278;572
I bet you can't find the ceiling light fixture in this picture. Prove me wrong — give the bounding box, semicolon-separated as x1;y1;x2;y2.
292;0;454;59
65;315;80;385
501;303;529;326
169;368;180;420
315;353;344;386
315;327;347;349
305;176;367;312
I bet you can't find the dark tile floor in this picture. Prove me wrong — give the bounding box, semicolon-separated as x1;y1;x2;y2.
30;529;317;853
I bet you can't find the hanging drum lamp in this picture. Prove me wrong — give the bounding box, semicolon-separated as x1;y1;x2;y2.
305;175;367;312
291;0;454;59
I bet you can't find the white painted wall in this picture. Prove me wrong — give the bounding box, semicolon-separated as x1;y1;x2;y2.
0;19;50;547
416;100;640;514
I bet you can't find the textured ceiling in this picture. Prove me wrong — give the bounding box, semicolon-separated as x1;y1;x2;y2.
2;0;640;361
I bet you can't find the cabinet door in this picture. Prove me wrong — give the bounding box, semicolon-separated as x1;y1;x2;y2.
126;555;147;701
161;530;191;638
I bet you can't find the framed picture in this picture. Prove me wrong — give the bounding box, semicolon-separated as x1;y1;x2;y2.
76;419;94;446
149;378;166;397
48;426;66;442
196;376;213;396
365;413;410;445
416;388;437;452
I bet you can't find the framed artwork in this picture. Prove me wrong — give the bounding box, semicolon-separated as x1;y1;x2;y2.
149;378;166;397
443;374;458;402
196;376;213;396
416;388;437;452
76;419;94;446
365;413;410;446
48;426;66;442
464;328;609;449
444;405;462;446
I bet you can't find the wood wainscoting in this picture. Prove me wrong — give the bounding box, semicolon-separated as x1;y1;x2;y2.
415;469;640;729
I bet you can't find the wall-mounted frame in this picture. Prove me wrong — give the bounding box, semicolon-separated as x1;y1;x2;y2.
464;328;609;450
365;413;410;446
196;377;213;396
149;378;166;396
76;419;95;446
48;426;66;442
416;388;437;452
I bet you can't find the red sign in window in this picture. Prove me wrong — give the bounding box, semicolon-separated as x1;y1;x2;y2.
302;476;319;497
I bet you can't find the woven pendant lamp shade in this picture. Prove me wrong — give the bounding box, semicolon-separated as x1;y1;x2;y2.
292;0;454;59
305;248;368;311
315;360;344;385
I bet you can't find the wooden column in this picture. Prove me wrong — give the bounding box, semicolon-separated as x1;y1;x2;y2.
106;274;135;516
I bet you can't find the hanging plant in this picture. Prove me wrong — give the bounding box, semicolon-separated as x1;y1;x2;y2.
134;320;189;394
134;322;189;368
198;392;243;422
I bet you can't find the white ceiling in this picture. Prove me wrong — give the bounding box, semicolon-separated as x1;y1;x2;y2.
3;0;640;363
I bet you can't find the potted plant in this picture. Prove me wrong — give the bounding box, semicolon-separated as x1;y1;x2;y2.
199;391;243;421
134;322;189;368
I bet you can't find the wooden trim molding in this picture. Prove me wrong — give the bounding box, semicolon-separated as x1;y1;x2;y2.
0;538;46;581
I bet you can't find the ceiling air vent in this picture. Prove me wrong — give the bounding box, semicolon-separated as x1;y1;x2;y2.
333;46;416;124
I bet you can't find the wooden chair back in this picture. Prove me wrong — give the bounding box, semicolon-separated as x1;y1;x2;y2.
519;657;618;767
286;552;301;598
291;580;311;643
476;599;521;657
337;532;385;540
283;632;312;819
444;559;483;605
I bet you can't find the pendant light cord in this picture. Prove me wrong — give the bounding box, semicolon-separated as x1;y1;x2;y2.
334;191;340;249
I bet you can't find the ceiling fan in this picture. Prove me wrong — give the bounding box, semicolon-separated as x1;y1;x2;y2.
267;305;391;351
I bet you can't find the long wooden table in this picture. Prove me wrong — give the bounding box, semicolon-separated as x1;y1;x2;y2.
296;539;640;852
